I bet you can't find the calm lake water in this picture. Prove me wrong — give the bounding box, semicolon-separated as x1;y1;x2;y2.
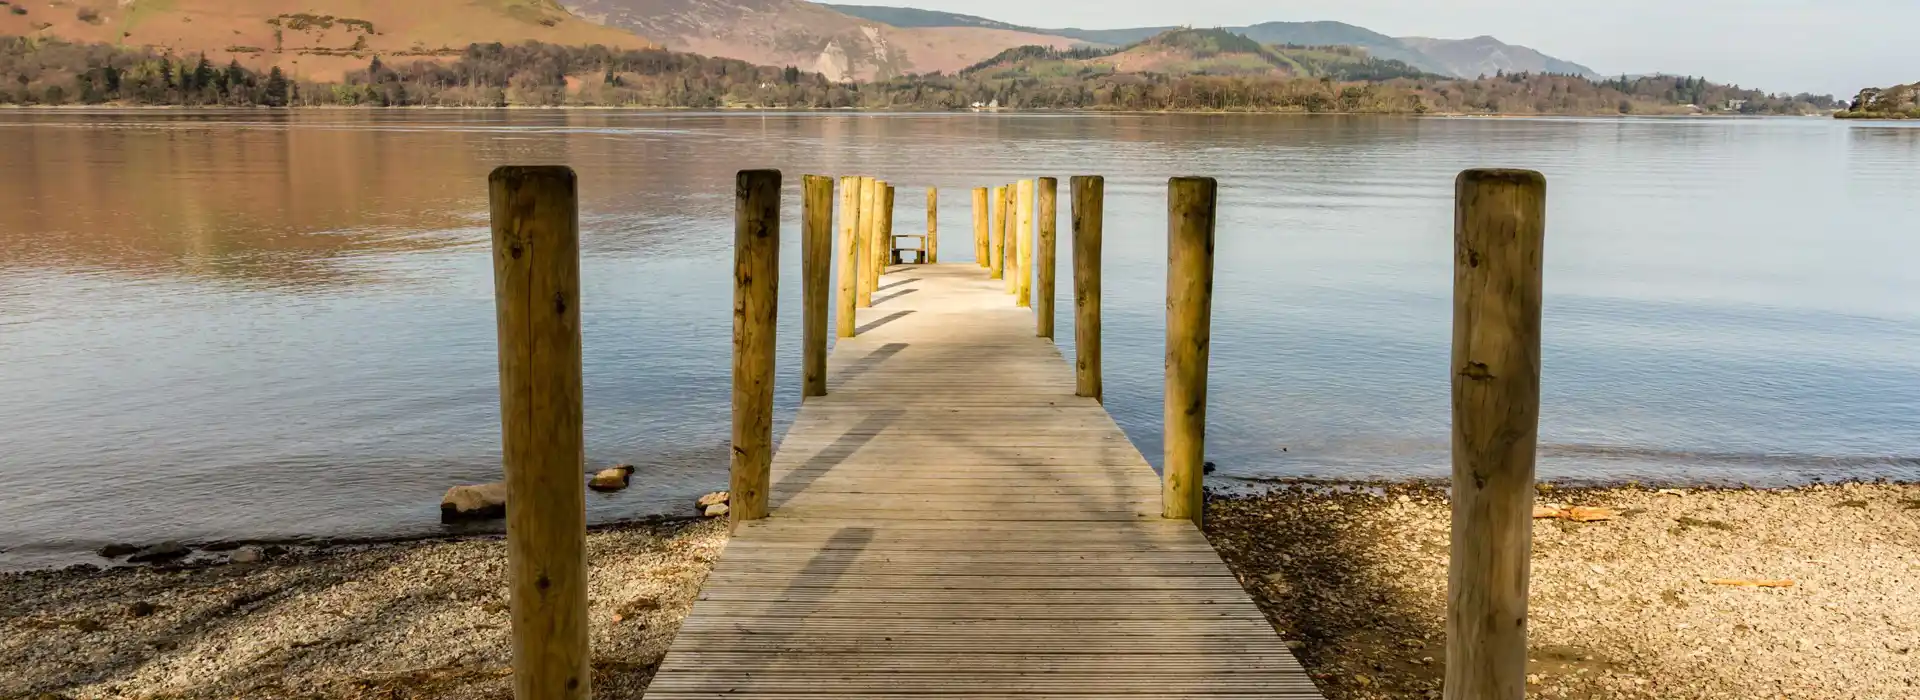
2;111;1917;569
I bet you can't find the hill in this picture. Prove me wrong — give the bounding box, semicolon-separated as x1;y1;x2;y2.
816;7;1603;80
0;0;651;81
563;0;1077;81
1400;36;1599;79
1066;29;1429;81
1837;83;1919;119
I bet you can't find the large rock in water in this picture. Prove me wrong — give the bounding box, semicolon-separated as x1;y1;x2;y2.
127;541;190;563
588;464;636;492
441;483;508;522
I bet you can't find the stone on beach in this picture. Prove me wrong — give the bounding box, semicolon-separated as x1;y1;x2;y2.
229;546;265;564
695;491;729;517
589;464;636;492
702;503;729;518
126;541;190;563
441;483;508;522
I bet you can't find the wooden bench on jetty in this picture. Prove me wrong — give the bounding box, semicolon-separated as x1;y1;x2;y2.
484;167;1550;700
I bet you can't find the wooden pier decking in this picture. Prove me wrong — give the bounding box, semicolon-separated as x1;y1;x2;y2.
645;263;1322;699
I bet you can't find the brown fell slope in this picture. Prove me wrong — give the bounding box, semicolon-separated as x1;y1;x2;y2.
564;0;1076;81
0;0;652;81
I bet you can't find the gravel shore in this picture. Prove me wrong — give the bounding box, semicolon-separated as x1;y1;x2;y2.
1;518;727;699
4;483;1916;699
1207;482;1920;700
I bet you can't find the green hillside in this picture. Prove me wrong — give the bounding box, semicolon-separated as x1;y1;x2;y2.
962;29;1431;82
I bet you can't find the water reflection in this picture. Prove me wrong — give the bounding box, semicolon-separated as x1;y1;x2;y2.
1;111;1916;569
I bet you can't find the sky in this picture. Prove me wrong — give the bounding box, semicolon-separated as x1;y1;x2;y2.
893;0;1914;98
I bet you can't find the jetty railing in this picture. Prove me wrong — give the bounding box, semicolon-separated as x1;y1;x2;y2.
483;165;1547;700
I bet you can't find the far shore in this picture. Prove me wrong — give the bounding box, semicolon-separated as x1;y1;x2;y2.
5;481;1915;699
0;103;1836;119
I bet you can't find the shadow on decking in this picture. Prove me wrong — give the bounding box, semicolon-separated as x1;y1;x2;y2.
871;287;918;306
854;311;914;335
876;277;920;292
830;342;907;388
772;409;901;507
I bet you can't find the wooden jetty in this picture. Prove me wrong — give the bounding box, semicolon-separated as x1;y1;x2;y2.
485;167;1547;700
648;260;1319;698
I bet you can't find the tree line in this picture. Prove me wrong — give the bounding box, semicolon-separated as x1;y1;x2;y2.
0;37;1837;116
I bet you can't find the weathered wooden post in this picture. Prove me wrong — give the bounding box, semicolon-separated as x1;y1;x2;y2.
882;183;897;266
872;179;890;278
837;176;859;338
988;185;1006;280
972;187;989;267
488;165;589;700
1072;176;1104;401
732;169;780;524
1003;184;1018;296
1445;169;1546;700
1015;179;1034;308
926;186;939;264
1036;177;1057;337
802;174;833;397
856;176;876;307
1163;177;1216;524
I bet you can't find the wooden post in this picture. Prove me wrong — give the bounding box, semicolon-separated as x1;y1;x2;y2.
1445;169;1546;700
1003;185;1018;296
855;176;876;307
972;187;989;267
927;187;938;264
872;180;890;280
802;174;833;397
732;169;780;524
1015;179;1034;308
988;185;1006;280
1072;176;1104;401
488;165;589;700
1162;177;1216;524
837;176;859;338
1036;177;1057;337
881;184;896;267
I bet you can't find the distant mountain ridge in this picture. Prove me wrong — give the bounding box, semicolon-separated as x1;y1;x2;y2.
819;5;1597;80
565;0;1077;81
1400;36;1600;79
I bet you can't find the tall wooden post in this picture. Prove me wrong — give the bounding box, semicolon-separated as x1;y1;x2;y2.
1072;176;1104;401
856;176;876;307
732;169;780;525
1036;177;1057;337
927;186;939;264
988;185;1006;280
802;175;833;397
972;187;989;267
837;176;859;338
1015;179;1034;308
1445;169;1546;700
881;184;897;267
488;166;589;700
871;180;890;280
1163;177;1216;524
1003;185;1018;296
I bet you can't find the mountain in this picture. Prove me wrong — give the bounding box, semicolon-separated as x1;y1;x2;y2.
1400;36;1599;79
968;28;1431;83
1095;28;1434;81
564;0;1077;81
817;6;1599;80
0;0;650;80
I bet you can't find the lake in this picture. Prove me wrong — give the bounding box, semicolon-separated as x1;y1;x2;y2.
2;110;1916;570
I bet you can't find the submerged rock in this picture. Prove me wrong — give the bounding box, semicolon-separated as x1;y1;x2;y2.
589;464;636;492
441;483;508;522
97;543;140;558
127;541;190;563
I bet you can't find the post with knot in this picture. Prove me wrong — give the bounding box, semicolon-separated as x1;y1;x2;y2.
1162;176;1216;524
732;169;781;524
488;165;589;700
1446;169;1546;700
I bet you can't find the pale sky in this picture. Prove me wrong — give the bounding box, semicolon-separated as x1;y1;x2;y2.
897;0;1912;98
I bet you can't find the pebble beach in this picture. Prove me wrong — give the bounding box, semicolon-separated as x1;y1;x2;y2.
3;483;1916;699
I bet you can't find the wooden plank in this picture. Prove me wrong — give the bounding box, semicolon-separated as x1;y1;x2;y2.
643;263;1321;700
